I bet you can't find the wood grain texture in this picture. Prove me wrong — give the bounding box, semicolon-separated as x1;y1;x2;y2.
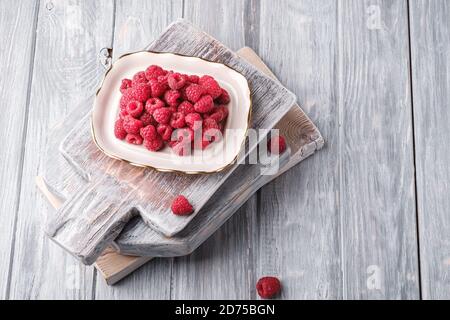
409;0;450;299
0;0;38;299
8;0;115;299
95;0;182;298
336;0;418;298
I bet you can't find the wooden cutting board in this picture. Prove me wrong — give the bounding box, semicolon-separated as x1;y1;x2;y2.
37;47;323;284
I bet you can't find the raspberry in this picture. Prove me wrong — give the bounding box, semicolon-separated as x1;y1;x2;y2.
207;105;228;122
164;89;181;106
194;95;214;113
201;78;222;99
125;133;143;145
198;75;214;85
129;83;151;102
153;107;172;124
139;111;155;126
145;65;166;80
120;78;132;94
140;125;157;141
203;118;220;130
167;105;177;113
216;88;230;104
171;141;192;156
170;112;186;129
157;74;169;86
171;195;193;215
144;136;164;151
188;75;199;84
114;119;127;140
145;98;165;115
157;124;173;141
177;101;195;115
122;116;143;134
118;108;128;120
185;84;204;103
203;119;222;142
132;71;148;86
256;277;281;299
126;100;144;118
175;127;194;142
168;73;186;90
149;79;167;98
185;112;203;130
268;136;287;154
119;94;132;109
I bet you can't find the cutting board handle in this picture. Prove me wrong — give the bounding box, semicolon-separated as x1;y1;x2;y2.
45;175;136;265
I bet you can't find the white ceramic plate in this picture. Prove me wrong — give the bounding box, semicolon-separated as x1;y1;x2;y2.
91;51;251;174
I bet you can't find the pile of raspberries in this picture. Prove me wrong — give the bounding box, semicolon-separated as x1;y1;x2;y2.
114;65;230;156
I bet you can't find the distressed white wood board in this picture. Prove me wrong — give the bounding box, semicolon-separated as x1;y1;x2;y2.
409;0;450;299
44;20;296;265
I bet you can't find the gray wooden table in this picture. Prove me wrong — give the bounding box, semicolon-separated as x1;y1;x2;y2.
0;0;449;300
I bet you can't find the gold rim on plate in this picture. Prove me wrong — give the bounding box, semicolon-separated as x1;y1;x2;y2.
90;50;252;175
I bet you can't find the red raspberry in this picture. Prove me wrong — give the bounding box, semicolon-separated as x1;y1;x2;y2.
119;94;132;110
171;195;193;215
268;136;287;154
145;65;166;80
125;133;143;145
198;75;214;85
126;100;144;118
185;84;205;103
139;111;155;126
175;127;194;142
207;105;228;122
118;108;128;120
144;136;164;151
114;119;127;140
157;124;173;141
132;71;148;86
157;74;169;86
164;89;181;106
203;118;222;142
171;141;192;156
194;137;211;150
201;78;222;99
203;118;220;130
140;125;157;141
188;75;199;84
170;112;186;129
177;101;195;115
149;79;167;98
216;88;230;104
194;95;214;113
185;112;203;130
153;107;172;124
120;78;132;94
128;83;151;102
145;98;165;115
168;73;187;90
256;277;281;299
122;116;143;134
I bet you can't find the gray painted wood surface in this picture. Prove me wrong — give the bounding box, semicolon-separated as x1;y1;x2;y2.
1;0;450;299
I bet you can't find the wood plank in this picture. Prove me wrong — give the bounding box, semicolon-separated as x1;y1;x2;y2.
8;0;115;299
0;0;39;299
94;0;182;298
337;0;418;298
409;0;450;299
171;0;255;299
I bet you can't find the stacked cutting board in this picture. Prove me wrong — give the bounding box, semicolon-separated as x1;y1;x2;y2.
36;20;323;285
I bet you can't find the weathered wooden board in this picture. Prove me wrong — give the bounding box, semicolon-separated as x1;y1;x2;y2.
8;0;115;299
409;0;450;300
0;0;39;299
46;19;296;265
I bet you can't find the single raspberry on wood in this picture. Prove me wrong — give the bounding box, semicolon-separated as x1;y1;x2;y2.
177;101;195;115
144;136;164;151
164;89;181;106
216;88;230;104
185;84;205;103
170;112;186;129
145;65;166;80
268;135;287;154
140;125;157;141
126;100;144;118
125;133;143;145
114;119;127;140
171;195;194;215
153;107;172;124
129;83;151;102
139;111;155;126
123;116;143;134
201;78;222;99
185;112;203;130
168;73;187;90
145;98;165;115
132;71;148;86
157;124;173;141
194;95;214;113
256;277;281;299
120;78;132;94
